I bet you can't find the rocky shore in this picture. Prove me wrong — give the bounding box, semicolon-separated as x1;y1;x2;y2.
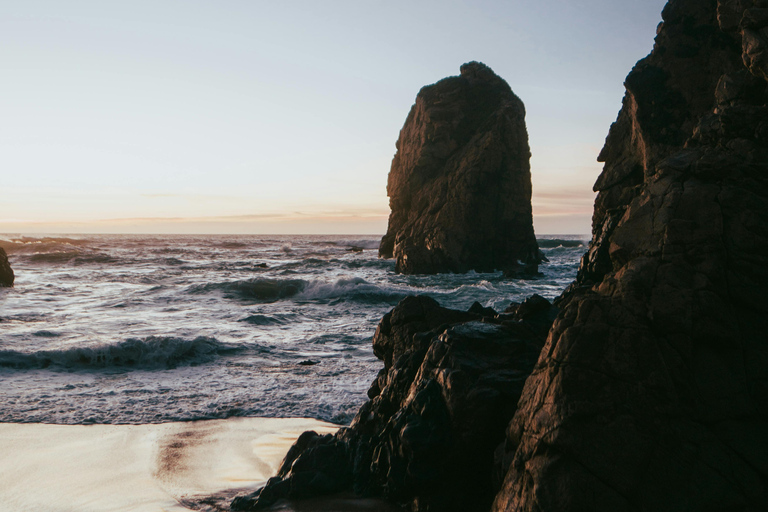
232;296;557;511
235;0;768;510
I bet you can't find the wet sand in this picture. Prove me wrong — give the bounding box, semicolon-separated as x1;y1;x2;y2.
0;418;341;511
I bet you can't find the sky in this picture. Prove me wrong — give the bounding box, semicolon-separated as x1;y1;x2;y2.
0;0;668;235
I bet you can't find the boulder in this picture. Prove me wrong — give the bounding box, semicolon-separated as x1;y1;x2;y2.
232;295;556;512
0;248;13;287
379;62;541;275
494;1;768;510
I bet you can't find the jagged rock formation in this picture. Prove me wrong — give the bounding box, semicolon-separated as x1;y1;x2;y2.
0;248;13;287
232;295;557;512
379;62;541;275
494;1;768;510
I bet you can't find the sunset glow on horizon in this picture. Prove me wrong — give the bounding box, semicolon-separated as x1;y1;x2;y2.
1;1;667;236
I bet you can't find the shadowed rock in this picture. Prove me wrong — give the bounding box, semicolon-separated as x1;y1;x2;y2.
232;295;556;512
494;1;768;510
379;62;541;275
0;248;13;287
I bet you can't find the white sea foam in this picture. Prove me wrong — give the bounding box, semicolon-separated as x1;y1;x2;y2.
296;277;407;303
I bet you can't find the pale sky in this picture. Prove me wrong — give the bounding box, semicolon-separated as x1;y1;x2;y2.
0;0;667;235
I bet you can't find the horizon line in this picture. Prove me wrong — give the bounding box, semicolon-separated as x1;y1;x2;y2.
0;232;591;237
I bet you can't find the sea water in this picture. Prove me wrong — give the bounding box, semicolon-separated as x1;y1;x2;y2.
0;234;585;425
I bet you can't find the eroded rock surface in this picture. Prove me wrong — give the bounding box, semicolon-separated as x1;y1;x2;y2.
494;1;768;510
379;62;541;275
232;295;556;512
0;248;14;287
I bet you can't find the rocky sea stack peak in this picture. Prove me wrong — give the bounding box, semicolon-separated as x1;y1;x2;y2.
460;60;504;84
379;62;541;275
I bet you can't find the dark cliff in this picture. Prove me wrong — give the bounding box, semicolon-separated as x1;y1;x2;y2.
233;296;557;512
0;248;13;287
494;0;768;510
379;62;541;275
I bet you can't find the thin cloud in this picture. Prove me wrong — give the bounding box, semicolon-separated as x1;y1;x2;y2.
0;208;390;231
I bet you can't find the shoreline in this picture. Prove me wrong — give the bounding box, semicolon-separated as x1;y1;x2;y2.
0;417;340;512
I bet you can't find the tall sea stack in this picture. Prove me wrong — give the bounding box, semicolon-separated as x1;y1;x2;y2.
0;248;13;287
494;0;768;510
379;62;541;274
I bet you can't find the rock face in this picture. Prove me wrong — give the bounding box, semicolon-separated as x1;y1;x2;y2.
494;1;768;510
232;295;557;512
0;248;13;287
379;62;541;275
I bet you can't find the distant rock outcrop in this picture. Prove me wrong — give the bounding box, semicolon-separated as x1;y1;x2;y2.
0;248;13;287
494;1;768;510
232;295;557;512
379;62;541;275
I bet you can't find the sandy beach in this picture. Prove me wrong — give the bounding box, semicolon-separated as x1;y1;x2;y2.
0;417;340;512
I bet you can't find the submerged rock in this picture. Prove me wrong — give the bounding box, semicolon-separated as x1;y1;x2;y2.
0;248;13;287
379;62;541;275
494;1;768;510
232;295;556;512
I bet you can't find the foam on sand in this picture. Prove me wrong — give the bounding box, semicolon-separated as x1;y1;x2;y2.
0;417;338;512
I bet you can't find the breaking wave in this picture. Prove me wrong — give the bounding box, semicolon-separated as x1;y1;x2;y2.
189;278;306;301
537;238;588;249
239;313;295;326
0;237;92;254
0;336;246;371
333;239;381;250
189;277;406;304
0;236;124;265
297;277;405;303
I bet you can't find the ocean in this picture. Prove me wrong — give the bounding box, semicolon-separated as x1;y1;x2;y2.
0;234;585;426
